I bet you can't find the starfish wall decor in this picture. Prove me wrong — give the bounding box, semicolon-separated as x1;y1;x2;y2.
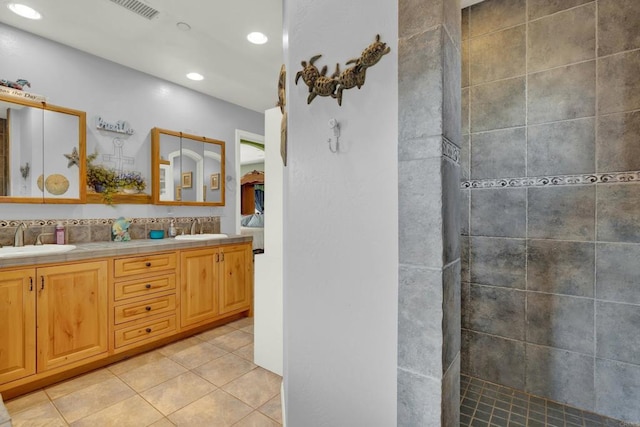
64;147;80;168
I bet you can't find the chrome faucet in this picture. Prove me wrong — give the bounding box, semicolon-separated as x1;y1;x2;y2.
190;218;201;235
14;222;27;247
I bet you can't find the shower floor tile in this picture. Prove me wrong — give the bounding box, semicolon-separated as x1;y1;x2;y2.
460;374;636;427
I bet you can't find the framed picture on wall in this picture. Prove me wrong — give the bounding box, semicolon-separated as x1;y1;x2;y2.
175;186;182;201
181;172;192;188
210;173;220;190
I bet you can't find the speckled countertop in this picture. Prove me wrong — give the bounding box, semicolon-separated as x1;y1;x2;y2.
0;235;252;269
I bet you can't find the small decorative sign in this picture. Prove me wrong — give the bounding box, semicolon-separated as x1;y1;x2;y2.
96;116;135;135
0;85;46;102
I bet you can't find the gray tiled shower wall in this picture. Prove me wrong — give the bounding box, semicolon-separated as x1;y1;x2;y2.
398;0;462;424
461;0;640;424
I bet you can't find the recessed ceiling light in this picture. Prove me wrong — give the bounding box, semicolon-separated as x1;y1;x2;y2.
186;72;204;81
247;32;268;45
7;3;41;20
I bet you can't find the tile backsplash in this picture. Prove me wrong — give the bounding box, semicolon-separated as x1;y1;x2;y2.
0;216;221;246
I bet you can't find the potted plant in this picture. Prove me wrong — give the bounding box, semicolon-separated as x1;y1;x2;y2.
86;152;118;204
117;171;146;194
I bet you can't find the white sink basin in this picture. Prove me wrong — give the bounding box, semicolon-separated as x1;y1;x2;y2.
174;233;228;241
0;244;77;258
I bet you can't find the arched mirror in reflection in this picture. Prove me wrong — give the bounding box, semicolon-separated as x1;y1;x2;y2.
151;127;225;206
0;95;86;203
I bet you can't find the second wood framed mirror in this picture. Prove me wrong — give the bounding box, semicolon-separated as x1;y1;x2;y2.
151;127;225;206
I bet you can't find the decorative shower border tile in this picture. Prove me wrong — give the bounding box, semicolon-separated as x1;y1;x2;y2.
442;137;460;164
461;171;640;189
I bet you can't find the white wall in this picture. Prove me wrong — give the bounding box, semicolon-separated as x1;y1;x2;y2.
0;23;263;230
283;0;398;425
254;107;284;376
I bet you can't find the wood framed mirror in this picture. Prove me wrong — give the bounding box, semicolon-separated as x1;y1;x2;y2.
151;127;225;206
0;94;86;204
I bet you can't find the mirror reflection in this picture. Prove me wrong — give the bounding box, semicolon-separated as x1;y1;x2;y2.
152;127;225;206
0;96;85;203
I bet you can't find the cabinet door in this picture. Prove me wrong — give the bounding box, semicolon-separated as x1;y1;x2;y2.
37;261;108;371
180;248;219;327
0;269;36;384
219;244;252;314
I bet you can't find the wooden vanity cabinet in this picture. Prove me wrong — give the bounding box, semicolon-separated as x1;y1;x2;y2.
0;241;252;397
180;248;220;327
219;244;253;315
0;269;36;384
180;242;253;328
37;262;109;371
0;261;108;385
112;252;178;352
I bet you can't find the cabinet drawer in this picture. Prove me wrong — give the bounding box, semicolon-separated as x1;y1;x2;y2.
114;294;176;325
114;315;176;348
114;274;176;301
114;253;177;278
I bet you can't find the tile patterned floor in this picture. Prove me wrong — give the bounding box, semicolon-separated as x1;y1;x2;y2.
460;374;636;427
5;317;283;427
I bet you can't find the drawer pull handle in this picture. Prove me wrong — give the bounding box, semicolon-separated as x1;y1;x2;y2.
146;328;152;333
145;306;151;311
145;262;152;267
41;276;45;291
145;284;152;289
29;277;33;291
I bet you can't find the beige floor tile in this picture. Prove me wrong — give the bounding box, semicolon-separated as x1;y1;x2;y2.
149;418;176;426
233;343;254;362
210;330;254;352
69;395;163;427
195;325;236;342
168;341;228;370
232;411;279;427
222;368;281;409
140;372;216;416
45;369;116;400
149;418;175;427
5;390;50;415
108;350;166;376
9;401;66;427
118;357;188;392
168;390;252;427
193;354;256;387
158;337;203;358
53;377;135;424
258;394;282;424
239;325;254;334
227;317;254;330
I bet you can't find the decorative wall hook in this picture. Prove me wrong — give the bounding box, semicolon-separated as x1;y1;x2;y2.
327;118;340;153
295;35;390;106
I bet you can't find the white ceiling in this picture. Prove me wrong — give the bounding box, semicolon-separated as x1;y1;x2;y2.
240;143;265;165
0;0;483;114
0;0;283;113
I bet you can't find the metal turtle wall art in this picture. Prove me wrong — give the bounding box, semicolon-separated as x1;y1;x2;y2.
294;35;390;106
295;54;323;93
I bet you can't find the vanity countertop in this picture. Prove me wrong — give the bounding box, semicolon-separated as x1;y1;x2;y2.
0;235;253;269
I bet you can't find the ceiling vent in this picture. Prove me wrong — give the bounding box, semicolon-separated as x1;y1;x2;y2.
108;0;160;20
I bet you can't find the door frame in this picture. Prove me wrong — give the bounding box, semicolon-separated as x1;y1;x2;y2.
234;129;265;234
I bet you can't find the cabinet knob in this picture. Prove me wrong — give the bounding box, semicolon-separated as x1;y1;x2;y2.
145;284;152;289
145;306;151;311
145;262;152;267
145;328;152;333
